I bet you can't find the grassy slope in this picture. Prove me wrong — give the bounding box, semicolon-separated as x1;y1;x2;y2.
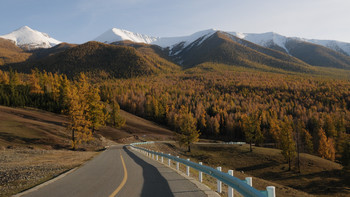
144;143;349;197
0;105;71;149
98;110;174;143
0;38;31;66
0;106;100;197
0;106;174;148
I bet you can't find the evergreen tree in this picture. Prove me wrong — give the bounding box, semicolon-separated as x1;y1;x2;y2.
29;69;43;94
58;75;70;113
0;70;9;84
87;86;106;133
67;73;92;150
302;128;314;153
318;128;335;161
241;112;263;152
176;105;200;152
340;136;350;169
110;98;125;128
280;116;296;171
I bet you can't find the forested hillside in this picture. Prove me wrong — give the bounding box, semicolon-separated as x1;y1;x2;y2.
177;32;315;73
0;65;349;169
100;70;350;168
0;69;124;150
5;42;178;78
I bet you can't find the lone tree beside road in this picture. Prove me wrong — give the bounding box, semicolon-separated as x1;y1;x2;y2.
176;105;200;152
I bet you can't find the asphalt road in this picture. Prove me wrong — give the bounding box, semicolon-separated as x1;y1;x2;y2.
21;145;206;197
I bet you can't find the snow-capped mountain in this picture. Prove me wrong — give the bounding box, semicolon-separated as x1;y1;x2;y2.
94;28;158;45
94;28;216;55
229;32;290;53
302;38;350;56
228;31;350;56
94;28;350;57
0;26;61;50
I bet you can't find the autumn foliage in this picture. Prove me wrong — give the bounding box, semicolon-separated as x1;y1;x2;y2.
0;68;349;167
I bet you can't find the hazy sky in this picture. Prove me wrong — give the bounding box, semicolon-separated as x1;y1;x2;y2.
1;0;350;43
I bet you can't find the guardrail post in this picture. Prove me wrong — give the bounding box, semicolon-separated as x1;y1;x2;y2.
217;167;222;193
199;162;203;182
168;154;171;166
161;152;164;163
266;186;276;197
156;155;158;161
245;177;252;186
176;156;179;170
152;153;154;159
228;170;234;197
186;159;190;176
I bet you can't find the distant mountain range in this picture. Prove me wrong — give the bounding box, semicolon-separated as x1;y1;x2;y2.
1;26;350;77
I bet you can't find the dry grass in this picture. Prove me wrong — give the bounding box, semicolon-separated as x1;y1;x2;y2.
0;106;105;151
0;106;106;197
0;106;70;149
142;142;349;197
98;110;175;143
0;38;31;65
0;148;97;197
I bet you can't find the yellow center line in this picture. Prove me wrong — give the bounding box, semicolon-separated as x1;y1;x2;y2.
109;151;128;197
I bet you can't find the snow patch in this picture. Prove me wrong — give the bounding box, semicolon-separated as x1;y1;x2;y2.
94;28;158;44
301;38;350;56
94;28;216;53
94;27;350;57
0;26;61;49
228;31;289;53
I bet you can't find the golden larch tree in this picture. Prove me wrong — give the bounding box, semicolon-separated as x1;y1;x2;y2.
279;116;296;171
176;105;200;152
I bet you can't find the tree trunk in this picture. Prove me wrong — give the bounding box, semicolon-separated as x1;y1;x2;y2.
188;144;191;152
288;157;291;171
249;141;252;152
72;129;76;151
297;130;301;173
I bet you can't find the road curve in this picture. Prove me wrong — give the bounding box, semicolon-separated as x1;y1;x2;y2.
21;145;206;197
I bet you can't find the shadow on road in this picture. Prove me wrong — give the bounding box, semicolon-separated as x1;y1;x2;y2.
123;146;174;197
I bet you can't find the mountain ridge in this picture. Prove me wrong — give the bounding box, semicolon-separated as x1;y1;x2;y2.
94;27;350;57
0;26;61;50
1;26;350;79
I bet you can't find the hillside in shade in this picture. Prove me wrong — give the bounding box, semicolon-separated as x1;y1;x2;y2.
174;32;315;73
285;39;350;69
6;41;180;78
1;26;350;78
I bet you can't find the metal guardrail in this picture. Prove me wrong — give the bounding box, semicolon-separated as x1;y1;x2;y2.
130;141;276;197
222;142;247;145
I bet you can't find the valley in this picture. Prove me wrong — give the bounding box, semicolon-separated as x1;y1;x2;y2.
0;25;349;197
